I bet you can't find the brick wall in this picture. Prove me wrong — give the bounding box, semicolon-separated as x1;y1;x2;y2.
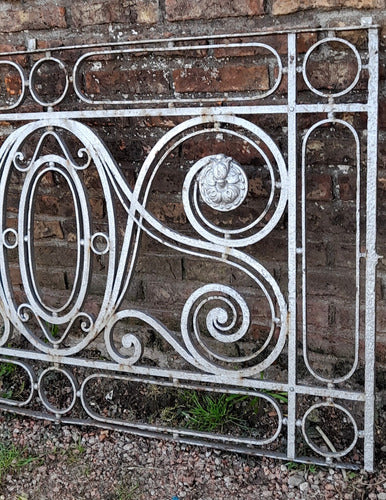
0;0;384;374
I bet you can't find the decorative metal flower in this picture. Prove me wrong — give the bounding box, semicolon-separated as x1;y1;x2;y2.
198;154;248;212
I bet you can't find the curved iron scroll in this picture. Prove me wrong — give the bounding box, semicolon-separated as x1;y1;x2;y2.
0;24;379;473
0;116;288;377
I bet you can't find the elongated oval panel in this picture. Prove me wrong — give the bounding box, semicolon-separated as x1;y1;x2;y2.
301;119;360;383
0;119;127;355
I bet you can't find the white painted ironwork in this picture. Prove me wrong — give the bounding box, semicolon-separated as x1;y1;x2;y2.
0;22;379;471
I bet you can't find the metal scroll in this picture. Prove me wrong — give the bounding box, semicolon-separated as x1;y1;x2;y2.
0;21;379;471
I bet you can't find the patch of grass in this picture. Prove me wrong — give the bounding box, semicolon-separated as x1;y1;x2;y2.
286;461;318;474
66;439;86;464
181;391;248;432
0;362;15;378
0;443;38;482
44;322;60;343
115;482;140;500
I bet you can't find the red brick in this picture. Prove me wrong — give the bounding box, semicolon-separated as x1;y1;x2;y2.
125;0;159;24
0;44;26;65
89;198;104;219
0;6;67;33
71;1;122;27
306;174;333;201
173;65;269;94
304;59;361;94
166;0;264;21
213;33;317;58
85;68;169;96
35;195;75;218
3;73;22;97
147;200;187;225
71;0;159;27
338;174;356;201
272;0;383;15
34;221;64;240
379;97;386;130
214;35;287;57
180;135;266;164
297;33;318;53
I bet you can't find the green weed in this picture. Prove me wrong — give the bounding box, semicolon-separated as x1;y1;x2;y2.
0;362;15;378
258;372;288;404
286;461;318;474
0;362;17;399
0;443;38;482
66;439;86;464
181;391;248;432
115;482;140;500
44;322;60;343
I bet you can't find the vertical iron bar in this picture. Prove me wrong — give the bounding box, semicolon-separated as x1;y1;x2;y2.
364;26;379;473
287;32;297;460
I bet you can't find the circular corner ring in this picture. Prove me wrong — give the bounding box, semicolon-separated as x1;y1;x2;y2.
29;57;69;107
302;37;362;98
0;358;35;407
91;232;110;255
37;367;78;415
0;61;26;111
301;402;358;459
2;228;18;249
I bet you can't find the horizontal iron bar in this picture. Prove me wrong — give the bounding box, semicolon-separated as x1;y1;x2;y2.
0;23;378;58
0;348;365;401
0;403;361;470
0;103;369;121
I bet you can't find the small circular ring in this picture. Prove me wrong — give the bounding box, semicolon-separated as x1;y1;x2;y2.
30;57;69;107
38;367;78;415
302;402;358;459
2;228;18;249
91;232;110;255
302;37;362;98
0;61;26;110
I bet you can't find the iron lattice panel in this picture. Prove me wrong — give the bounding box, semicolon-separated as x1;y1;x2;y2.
0;21;379;471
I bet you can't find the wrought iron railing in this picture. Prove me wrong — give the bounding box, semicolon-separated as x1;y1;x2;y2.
0;19;379;471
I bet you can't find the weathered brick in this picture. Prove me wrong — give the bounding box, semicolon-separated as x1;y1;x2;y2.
2;72;22;98
89;198;104;219
297;33;318;53
71;0;159;27
179;135;266;164
338;174;356;201
71;1;122;28
166;0;264;21
304;59;361;94
147;200;187;224
124;0;159;24
35;195;76;218
85;68;170;96
306;269;356;298
379;97;386;130
0;6;67;33
34;220;64;240
173;65;269;93
34;245;78;267
306;174;333;201
136;254;183;279
272;0;384;15
0;44;26;65
214;35;287;57
213;33;317;58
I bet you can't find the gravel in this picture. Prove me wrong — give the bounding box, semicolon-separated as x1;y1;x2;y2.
0;413;384;500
